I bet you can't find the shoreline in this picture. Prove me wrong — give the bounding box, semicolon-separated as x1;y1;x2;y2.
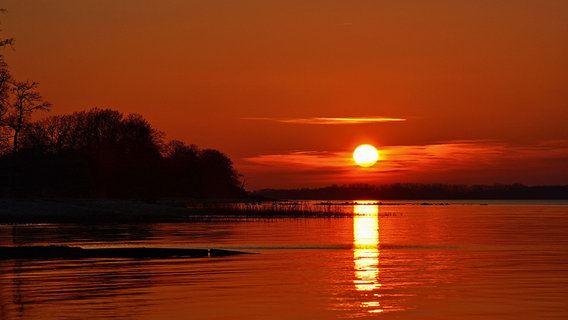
0;197;195;224
0;245;251;259
2;197;565;224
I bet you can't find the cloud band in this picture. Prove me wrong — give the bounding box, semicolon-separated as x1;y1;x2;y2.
243;116;406;125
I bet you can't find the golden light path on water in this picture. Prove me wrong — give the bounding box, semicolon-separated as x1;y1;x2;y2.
353;203;382;314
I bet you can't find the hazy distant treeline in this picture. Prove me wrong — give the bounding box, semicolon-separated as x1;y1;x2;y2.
254;183;568;200
0;108;245;199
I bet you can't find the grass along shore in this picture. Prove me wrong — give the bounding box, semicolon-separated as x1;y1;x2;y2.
0;197;460;224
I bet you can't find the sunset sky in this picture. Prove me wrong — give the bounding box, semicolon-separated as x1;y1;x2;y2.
3;1;568;189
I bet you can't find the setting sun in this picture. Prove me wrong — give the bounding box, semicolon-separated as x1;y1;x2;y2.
353;144;379;168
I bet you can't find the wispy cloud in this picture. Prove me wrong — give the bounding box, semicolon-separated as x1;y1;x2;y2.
243;116;406;125
244;151;350;169
238;140;568;189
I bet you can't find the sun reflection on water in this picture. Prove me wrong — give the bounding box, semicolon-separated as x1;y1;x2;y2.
353;203;382;313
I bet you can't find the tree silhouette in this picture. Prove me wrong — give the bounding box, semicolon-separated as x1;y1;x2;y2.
0;10;13;153
8;81;51;155
22;114;78;154
0;17;51;156
9;108;246;199
0;59;10;153
199;149;244;198
0;11;246;200
161;140;245;198
162;140;201;196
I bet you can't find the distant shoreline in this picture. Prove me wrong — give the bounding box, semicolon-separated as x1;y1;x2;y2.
252;184;568;200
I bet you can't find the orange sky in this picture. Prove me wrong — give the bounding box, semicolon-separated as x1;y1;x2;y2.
3;1;568;189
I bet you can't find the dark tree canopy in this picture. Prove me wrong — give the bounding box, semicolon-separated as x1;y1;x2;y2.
1;108;246;200
8;81;51;154
0;11;244;200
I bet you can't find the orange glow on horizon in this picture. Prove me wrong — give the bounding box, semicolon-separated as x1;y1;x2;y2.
239;140;568;189
4;2;568;190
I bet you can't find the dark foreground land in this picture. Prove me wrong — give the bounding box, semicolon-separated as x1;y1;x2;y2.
0;197;201;224
0;245;250;260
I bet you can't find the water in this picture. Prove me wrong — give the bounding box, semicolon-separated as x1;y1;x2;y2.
1;202;568;319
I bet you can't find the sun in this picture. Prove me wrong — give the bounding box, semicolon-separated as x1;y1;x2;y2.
353;144;379;167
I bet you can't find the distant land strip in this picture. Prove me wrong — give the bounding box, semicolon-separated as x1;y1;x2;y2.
252;184;568;200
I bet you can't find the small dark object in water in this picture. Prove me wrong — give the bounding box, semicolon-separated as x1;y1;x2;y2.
0;245;251;260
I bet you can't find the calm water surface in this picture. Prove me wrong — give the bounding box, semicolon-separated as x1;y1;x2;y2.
1;202;568;319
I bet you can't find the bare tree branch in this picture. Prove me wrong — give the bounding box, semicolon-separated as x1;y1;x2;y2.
9;80;51;155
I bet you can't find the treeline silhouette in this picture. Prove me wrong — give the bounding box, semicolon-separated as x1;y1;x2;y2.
0;108;245;199
254;183;568;200
0;18;244;200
